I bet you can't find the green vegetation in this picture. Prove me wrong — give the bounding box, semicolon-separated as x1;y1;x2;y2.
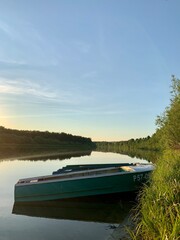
95;133;162;162
130;76;180;240
131;150;180;240
0;127;95;159
96;76;180;239
156;75;180;150
96;77;180;161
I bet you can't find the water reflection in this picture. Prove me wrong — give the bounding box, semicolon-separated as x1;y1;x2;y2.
0;151;142;240
0;149;92;161
95;148;160;163
12;195;134;224
20;151;92;161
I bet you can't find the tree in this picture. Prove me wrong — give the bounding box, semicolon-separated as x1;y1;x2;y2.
156;76;180;149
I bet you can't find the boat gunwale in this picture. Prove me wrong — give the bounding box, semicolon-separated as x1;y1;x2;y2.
15;165;154;187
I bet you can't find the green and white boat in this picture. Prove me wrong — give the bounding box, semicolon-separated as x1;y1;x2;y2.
14;163;154;202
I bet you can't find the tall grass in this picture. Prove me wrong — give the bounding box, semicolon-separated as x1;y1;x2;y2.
131;150;180;240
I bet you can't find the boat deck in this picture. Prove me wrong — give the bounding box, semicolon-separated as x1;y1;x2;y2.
16;166;134;185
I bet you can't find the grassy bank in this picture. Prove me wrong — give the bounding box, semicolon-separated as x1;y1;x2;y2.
131;150;180;240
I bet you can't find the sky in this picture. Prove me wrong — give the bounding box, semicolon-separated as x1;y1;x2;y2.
0;0;180;141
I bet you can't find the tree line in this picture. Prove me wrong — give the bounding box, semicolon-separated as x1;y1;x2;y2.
0;126;94;151
96;76;180;160
0;126;92;143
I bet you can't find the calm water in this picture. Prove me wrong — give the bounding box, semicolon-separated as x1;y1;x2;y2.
0;151;148;240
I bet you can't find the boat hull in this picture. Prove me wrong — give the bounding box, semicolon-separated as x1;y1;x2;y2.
15;170;151;202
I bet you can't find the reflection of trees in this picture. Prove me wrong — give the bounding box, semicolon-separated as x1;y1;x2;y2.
95;136;161;163
0;148;92;161
20;151;92;161
95;146;160;163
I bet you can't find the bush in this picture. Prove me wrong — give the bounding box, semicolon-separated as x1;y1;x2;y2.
131;151;180;240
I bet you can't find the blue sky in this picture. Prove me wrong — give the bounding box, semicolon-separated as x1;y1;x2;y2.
0;0;179;141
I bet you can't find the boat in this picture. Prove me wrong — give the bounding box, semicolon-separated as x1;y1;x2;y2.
14;163;154;203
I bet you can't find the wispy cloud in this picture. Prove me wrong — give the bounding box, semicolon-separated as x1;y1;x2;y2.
0;19;21;41
0;60;23;65
0;105;146;120
0;59;27;66
0;76;97;108
0;20;13;36
0;78;54;98
0;18;60;67
0;18;33;42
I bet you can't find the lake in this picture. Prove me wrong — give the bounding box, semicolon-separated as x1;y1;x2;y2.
0;151;148;240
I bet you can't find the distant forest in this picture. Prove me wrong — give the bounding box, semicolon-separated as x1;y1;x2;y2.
0;126;93;145
96;76;180;162
95;133;162;162
0;127;95;158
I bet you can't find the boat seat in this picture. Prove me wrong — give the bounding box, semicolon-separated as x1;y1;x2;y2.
120;166;134;172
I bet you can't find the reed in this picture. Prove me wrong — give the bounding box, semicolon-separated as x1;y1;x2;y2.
130;150;180;240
